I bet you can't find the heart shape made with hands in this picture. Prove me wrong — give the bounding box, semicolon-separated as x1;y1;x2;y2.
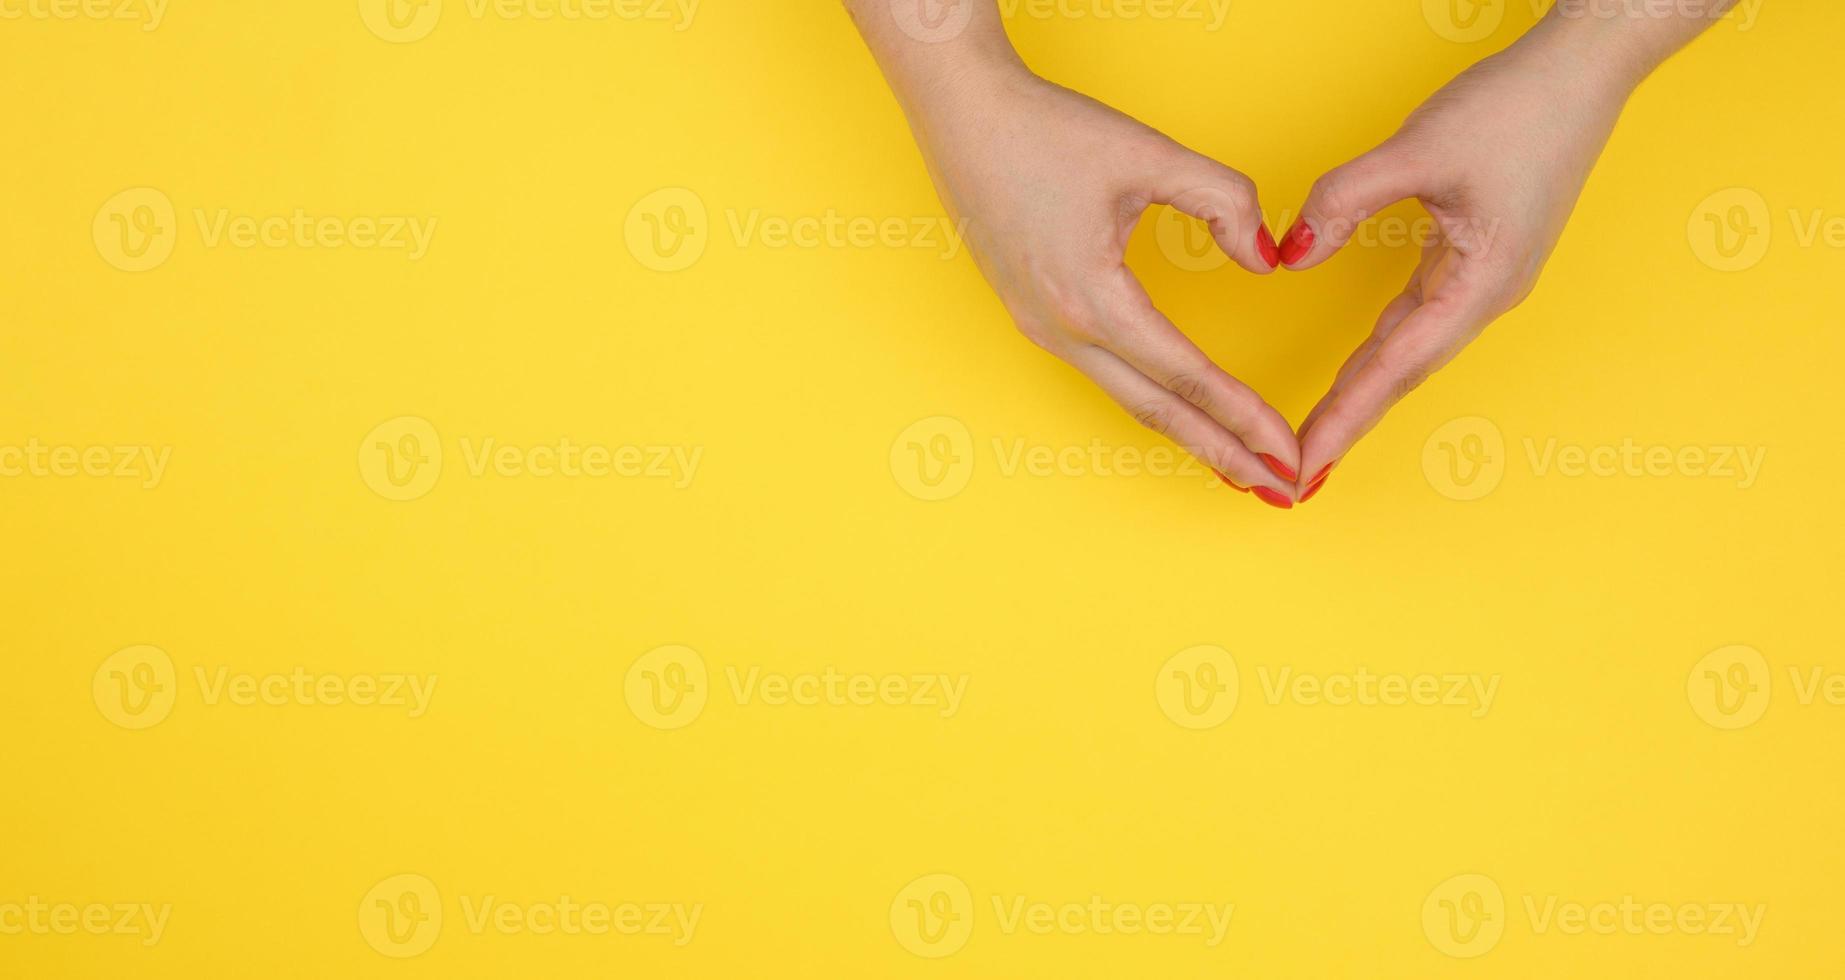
1139;161;1497;511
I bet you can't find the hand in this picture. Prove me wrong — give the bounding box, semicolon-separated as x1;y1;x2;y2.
904;63;1301;505
1278;24;1638;500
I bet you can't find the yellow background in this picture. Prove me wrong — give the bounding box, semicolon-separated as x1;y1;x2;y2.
2;0;1841;976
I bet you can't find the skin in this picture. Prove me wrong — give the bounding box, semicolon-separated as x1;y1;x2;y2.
1284;2;1739;497
845;0;1736;504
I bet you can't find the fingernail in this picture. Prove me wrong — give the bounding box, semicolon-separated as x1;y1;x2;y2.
1213;469;1249;493
1278;219;1315;267
1300;473;1330;503
1251;486;1294;510
1258;453;1298;482
1256;224;1280;269
1308;461;1336;485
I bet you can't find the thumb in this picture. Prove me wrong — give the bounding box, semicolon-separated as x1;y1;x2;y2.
1279;139;1427;271
1148;147;1279;275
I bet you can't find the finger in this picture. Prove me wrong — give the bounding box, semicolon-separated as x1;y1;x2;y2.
1297;294;1486;484
1095;272;1302;482
1296;287;1420;444
1068;344;1297;507
1147;144;1279;274
1297;244;1443;442
1279;138;1427;272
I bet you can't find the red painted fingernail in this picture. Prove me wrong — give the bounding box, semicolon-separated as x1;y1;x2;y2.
1300;473;1330;503
1308;461;1336;485
1213;469;1249;493
1258;453;1297;482
1256;224;1280;269
1278;219;1315;267
1251;486;1294;510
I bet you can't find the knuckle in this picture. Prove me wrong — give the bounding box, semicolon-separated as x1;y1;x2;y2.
1308;169;1355;217
1161;372;1213;411
1375;348;1434;405
1129;400;1177;436
1013;318;1061;353
1220;172;1258;216
1038;281;1098;337
1389;369;1430;406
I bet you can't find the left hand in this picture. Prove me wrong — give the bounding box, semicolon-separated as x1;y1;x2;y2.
1275;27;1637;500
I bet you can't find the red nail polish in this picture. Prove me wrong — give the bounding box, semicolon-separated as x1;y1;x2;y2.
1251;486;1294;510
1258;453;1297;482
1300;474;1329;503
1278;219;1315;267
1256;225;1280;269
1213;469;1249;493
1309;461;1336;484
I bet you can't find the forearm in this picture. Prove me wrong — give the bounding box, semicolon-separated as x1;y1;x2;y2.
841;0;1026;123
1521;0;1738;93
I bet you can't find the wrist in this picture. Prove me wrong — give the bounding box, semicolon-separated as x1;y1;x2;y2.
1524;0;1727;94
1515;9;1654;102
846;1;1027;105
